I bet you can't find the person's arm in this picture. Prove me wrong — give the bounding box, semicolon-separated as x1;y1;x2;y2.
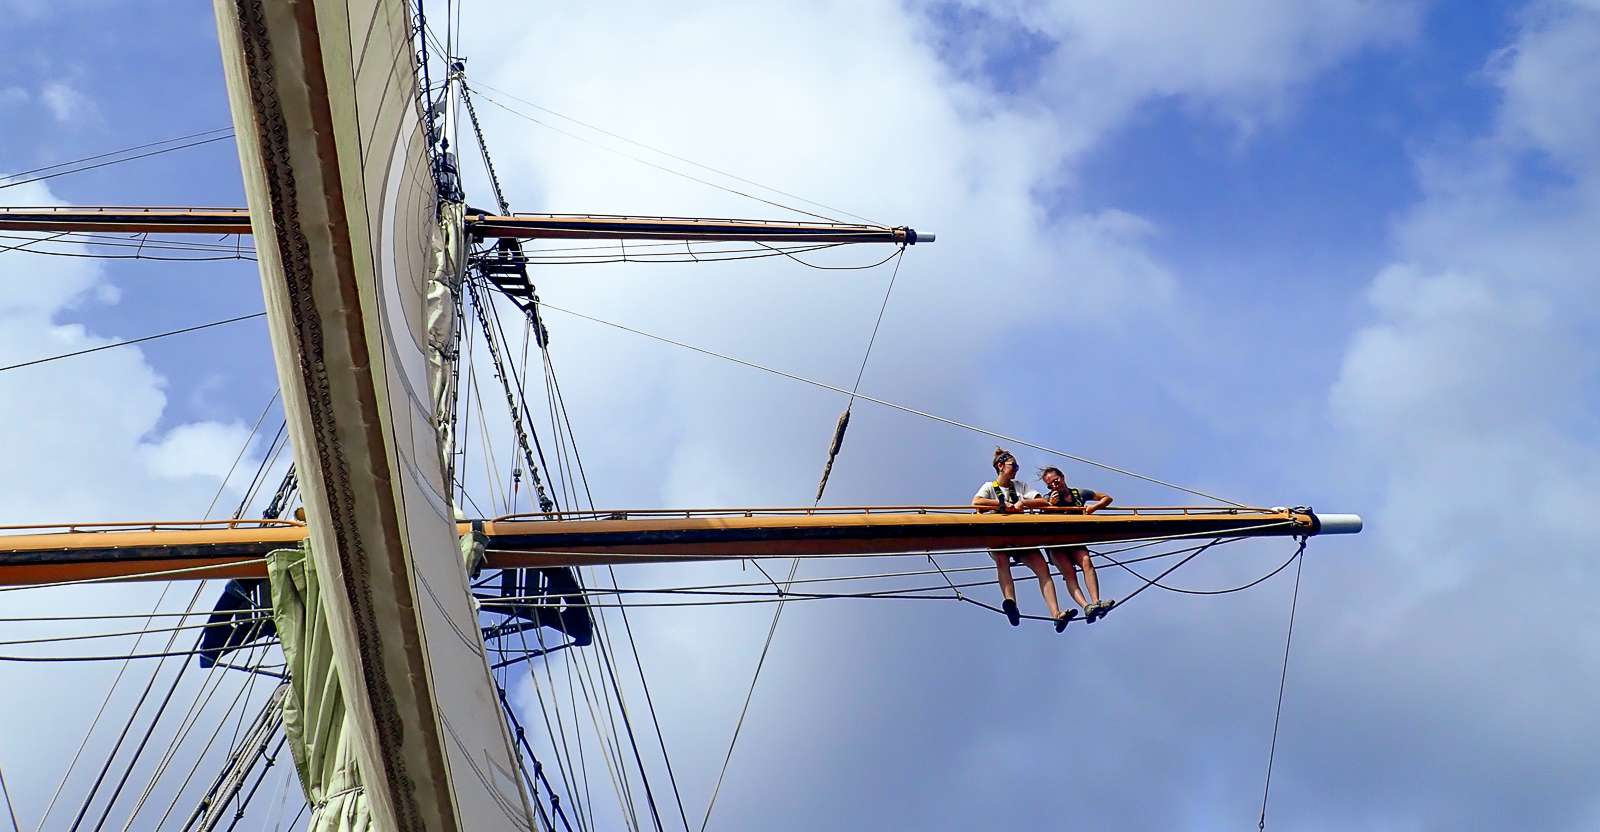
1083;490;1113;514
1016;496;1050;510
973;483;1002;513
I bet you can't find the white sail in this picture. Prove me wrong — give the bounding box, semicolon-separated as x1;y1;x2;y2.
212;1;533;829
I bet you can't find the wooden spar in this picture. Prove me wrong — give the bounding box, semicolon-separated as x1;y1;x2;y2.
0;207;931;244
0;507;1357;586
466;213;932;244
0;207;253;235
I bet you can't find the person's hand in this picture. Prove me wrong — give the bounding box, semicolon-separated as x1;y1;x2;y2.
1006;504;1025;514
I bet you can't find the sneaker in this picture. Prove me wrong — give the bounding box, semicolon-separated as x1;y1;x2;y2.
1086;599;1116;623
1053;608;1078;633
1002;598;1021;627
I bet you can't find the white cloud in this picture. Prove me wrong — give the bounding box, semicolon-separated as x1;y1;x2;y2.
1491;1;1600;169
1316;1;1600;824
0;180;272;826
452;2;1417;828
40;80;93;124
941;0;1421;137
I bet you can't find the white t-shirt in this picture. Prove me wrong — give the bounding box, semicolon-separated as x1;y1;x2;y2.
974;479;1041;509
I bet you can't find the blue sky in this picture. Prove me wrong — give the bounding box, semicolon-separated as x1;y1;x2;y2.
4;1;1600;829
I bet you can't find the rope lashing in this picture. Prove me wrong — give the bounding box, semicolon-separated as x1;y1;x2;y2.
813;408;851;504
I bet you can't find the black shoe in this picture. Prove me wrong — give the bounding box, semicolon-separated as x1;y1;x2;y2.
1054;608;1078;633
1002;598;1021;627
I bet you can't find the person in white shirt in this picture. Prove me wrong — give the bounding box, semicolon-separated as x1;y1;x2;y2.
971;448;1074;631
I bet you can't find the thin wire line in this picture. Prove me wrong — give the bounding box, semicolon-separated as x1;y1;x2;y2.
471;91;847;224
0;312;266;375
698;556;798;832
0;616;269;647
0;763;19;832
1259;540;1307;831
204;391;281;519
0;609;269;623
538;302;1246;506
0;127;232;182
0;134;235;190
464;77;881;225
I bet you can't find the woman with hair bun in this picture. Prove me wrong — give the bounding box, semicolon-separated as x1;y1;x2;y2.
971;448;1075;632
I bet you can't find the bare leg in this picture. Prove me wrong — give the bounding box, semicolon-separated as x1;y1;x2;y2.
1071;547;1101;605
1019;551;1063;618
990;551;1017;602
1049;549;1090;609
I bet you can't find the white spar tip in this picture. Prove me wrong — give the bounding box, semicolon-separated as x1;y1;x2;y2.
1314;513;1363;535
918;231;936;242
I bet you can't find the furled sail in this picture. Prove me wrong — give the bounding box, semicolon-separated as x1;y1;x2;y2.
269;543;371;832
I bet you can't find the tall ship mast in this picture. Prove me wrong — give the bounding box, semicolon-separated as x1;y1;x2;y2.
0;3;1360;830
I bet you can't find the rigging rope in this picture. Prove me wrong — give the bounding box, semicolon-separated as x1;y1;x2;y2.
537;302;1248;507
0;764;18;832
469;283;556;511
66;584;206;830
0;312;266;376
516;625;594;832
698;555;799;832
464;76;881;225
471;90;853;225
702;244;909;829
0;127;231;183
549;363;687;832
814;245;905;502
203;391;279;519
1258;539;1307;832
0;133;234;191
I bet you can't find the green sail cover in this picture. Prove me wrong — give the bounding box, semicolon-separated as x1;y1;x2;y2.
268;544;371;832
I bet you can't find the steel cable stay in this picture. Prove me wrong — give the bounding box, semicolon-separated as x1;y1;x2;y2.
114;412;286;825
536;301;1249;508
538;341;678;832
0;127;233;184
130;638;281;830
64;581;209;830
516;621;595;832
118;643;268;826
464;97;687;829
1258;539;1307;832
32;394;278;830
158;649;283;830
0;312;267;377
0;132;235;191
0;616;272;647
473;534;1214;600
543;336;688;832
462;76;881;226
468;531;1312;626
567;627;644;832
469;89;853;226
701;244;907;831
84;598;272;832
